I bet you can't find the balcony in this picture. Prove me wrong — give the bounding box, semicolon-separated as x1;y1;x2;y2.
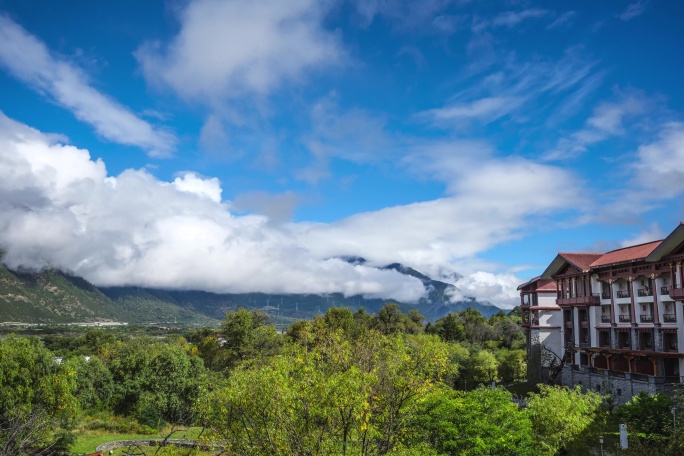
619;315;631;323
601;291;611;300
664;313;677;323
640;314;654;323
617;290;631;298
601;315;611;323
661;286;670;295
556;293;601;306
670;286;684;300
638;288;653;297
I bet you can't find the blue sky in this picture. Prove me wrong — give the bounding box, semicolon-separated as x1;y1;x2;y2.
0;0;683;308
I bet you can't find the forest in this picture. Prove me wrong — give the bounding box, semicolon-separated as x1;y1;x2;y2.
1;304;682;455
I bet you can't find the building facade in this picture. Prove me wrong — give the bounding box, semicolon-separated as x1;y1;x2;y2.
520;222;684;403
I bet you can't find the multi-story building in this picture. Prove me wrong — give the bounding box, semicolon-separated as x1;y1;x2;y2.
518;277;563;383
520;222;684;403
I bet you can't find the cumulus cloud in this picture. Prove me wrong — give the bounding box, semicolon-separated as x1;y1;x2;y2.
0;113;583;308
136;0;342;104
0;15;176;157
295;140;583;276
449;272;522;308
0;112;424;302
633;122;684;197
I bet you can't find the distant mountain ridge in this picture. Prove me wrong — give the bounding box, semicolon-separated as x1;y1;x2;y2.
0;260;501;326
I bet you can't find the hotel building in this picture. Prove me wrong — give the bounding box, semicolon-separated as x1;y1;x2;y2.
519;222;684;403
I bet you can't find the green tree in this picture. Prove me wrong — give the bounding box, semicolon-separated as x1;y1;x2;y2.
412;386;534;455
220;308;282;368
102;338;206;426
525;385;604;455
67;355;114;411
427;313;465;342
0;335;77;455
614;391;674;437
469;349;499;383
497;349;527;382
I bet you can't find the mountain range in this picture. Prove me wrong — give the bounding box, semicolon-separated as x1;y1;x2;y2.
0;260;502;326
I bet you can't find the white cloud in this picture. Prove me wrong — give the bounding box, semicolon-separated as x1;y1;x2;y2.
0;16;176;157
620;223;665;248
544;92;647;160
295;140;582;276
0;112;423;302
420;49;600;129
171;172;223;203
633;122;684;198
618;1;647;21
473;9;548;33
449;272;522;309
546;11;576;30
0;113;583;308
136;0;342;104
421;96;525;125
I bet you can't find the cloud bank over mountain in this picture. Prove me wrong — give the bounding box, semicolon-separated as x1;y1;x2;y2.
0;112;584;308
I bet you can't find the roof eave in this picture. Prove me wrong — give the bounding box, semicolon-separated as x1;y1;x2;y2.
540;255;567;279
645;223;684;262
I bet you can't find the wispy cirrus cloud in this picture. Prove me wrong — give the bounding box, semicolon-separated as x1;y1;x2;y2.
544;92;648;161
420;49;600;129
618;1;647;21
0;15;176;157
546;11;576;30
473;8;548;33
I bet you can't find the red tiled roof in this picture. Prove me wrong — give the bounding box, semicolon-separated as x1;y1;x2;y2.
590;240;662;268
558;253;604;271
536;280;557;291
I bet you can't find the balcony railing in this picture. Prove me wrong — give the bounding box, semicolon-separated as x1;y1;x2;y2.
617;290;630;298
662;286;670;295
640;314;654;323
638;288;653;297
664;313;677;323
601;292;611;299
619;315;631;323
601;315;611;323
556;293;601;306
670;286;684;300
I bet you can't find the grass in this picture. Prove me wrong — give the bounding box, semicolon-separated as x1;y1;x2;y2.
70;427;206;455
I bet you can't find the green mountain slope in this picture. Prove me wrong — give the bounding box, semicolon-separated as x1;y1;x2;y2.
0;261;502;325
99;287;218;326
0;265;130;323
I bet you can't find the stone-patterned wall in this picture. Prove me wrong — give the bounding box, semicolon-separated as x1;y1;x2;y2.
560;365;670;405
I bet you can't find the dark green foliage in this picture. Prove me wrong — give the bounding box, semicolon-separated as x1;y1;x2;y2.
219;308;282;369
614;391;674;437
0;335;77;454
413;386;535;455
68;355;114;411
99;338;206;426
